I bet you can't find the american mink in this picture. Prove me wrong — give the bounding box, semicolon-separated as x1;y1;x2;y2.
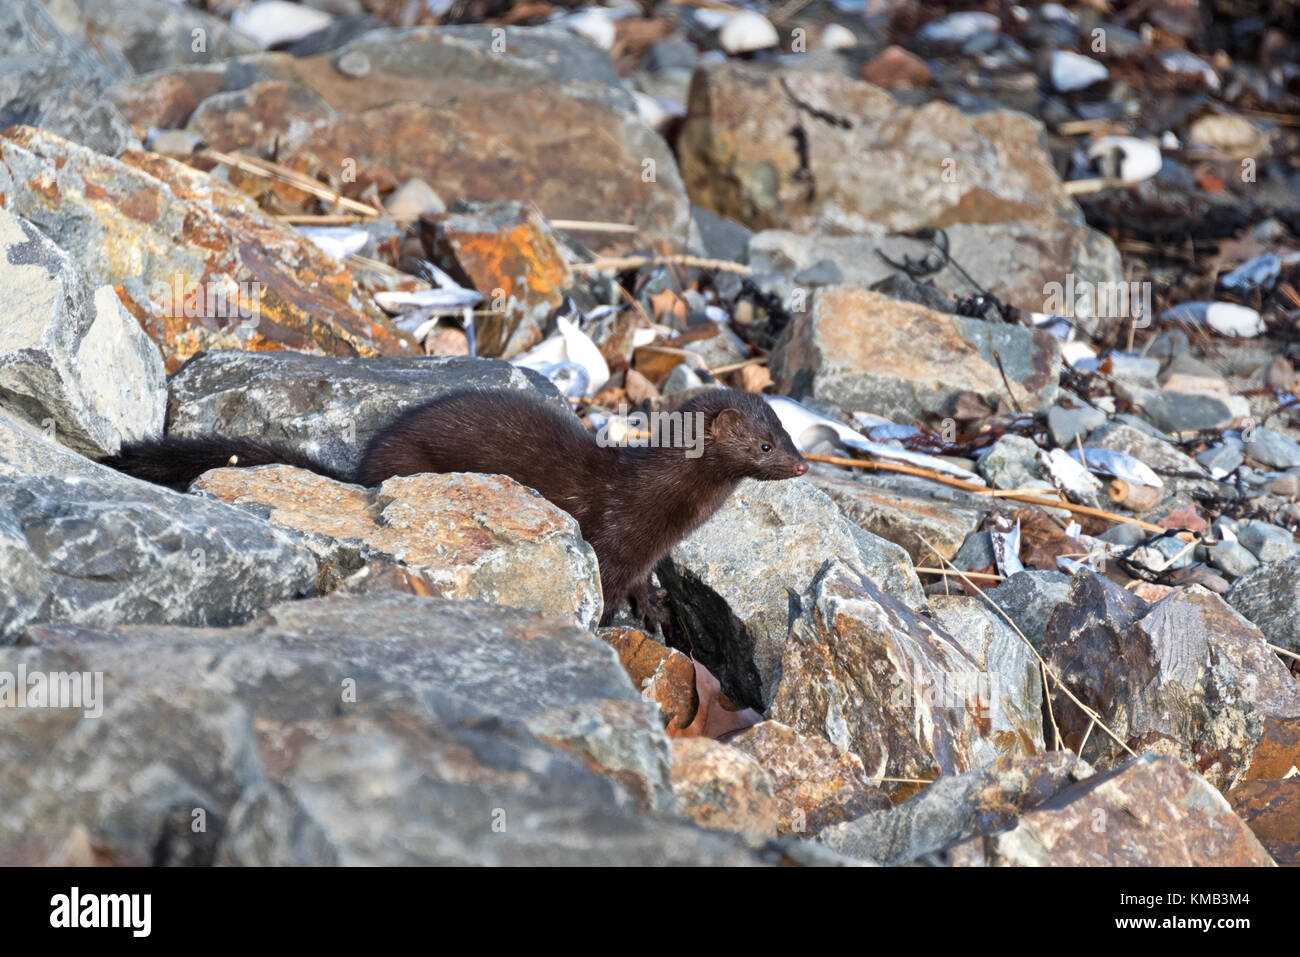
102;388;808;624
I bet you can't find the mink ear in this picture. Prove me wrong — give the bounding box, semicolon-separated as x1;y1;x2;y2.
710;408;744;440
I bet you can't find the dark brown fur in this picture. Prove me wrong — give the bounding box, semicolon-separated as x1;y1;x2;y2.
104;388;807;623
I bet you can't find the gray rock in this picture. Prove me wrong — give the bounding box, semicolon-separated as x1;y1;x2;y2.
166;351;563;478
773;287;1060;423
0;2;138;155
793;258;843;285
45;0;257;76
953;530;995;570
690;205;751;264
1043;572;1300;791
0;594;778;864
1246;426;1300;469
818;753;1091;864
927;596;1045;761
750;225;1121;327
662;478;924;708
1104;353;1161;380
1237;520;1300;563
1099;522;1146;547
659;362;706;396
192;465;604;630
1149;534;1194;570
681;64;1086;236
942;754;1274;866
768;560;988;786
810;468;988;567
978;434;1047;490
1047;403;1107;447
0;209;166;456
1209;541;1260;579
1133;390;1234;434
1228;554;1300;654
0;55;137;158
0;410;318;642
984;570;1072;652
1197;438;1244;476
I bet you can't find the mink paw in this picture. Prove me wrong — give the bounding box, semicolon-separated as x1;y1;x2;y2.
629;581;673;636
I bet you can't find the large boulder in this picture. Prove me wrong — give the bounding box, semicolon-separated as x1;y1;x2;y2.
193;466;604;629
772;287;1061;422
1042;572;1300;793
662;478;924;707
944;755;1275;866
768;560;992;788
0;594;764;864
0;126;415;372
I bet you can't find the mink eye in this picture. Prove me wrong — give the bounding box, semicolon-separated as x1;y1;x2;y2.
761;443;772;453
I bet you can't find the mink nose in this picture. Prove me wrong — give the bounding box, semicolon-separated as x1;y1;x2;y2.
794;460;808;476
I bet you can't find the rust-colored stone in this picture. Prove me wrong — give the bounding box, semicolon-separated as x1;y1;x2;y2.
731;721;890;836
1227;779;1300;866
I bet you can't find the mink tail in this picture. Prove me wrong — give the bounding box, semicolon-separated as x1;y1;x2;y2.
99;435;348;491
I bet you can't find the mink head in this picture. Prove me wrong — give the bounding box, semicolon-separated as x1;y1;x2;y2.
685;389;808;481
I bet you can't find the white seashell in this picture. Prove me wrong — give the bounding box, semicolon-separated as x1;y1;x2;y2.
1206;302;1265;337
1050;50;1108;92
563;9;617;50
295;226;369;260
719;11;779;54
231;1;334;49
1040;448;1103;500
1060;340;1098;368
511;315;609;396
820;24;857;50
1162;301;1265;337
1087;136;1162;185
765;396;985;484
631;91;669;132
917;12;1000;44
1159;50;1220;91
1068;448;1164;489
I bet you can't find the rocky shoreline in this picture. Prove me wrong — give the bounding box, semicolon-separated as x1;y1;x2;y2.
1;0;1298;866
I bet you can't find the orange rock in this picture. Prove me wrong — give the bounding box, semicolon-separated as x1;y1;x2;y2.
423;202;571;358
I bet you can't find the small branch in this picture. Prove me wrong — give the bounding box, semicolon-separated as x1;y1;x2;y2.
572;255;752;275
805;452;1187;537
201;149;381;217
